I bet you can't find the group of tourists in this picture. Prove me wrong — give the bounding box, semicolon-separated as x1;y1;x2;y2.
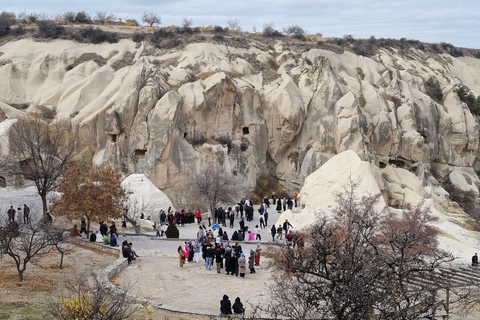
178;234;262;276
6;204;31;224
264;192;298;212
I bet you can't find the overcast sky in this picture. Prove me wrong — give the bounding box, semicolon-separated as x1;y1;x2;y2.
3;0;479;48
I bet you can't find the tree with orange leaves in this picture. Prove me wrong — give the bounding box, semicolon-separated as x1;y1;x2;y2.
52;164;125;237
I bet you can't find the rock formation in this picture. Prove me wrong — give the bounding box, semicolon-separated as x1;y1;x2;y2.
278;151;480;262
1;37;480;208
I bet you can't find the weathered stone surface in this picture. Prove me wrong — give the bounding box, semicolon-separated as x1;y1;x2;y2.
1;39;480;203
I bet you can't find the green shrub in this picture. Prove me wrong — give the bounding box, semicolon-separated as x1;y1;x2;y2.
165;223;179;238
425;77;443;102
456;85;480;115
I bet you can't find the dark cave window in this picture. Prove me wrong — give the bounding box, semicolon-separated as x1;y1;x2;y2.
242;127;250;135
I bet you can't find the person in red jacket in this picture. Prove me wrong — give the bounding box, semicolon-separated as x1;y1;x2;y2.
195;208;202;225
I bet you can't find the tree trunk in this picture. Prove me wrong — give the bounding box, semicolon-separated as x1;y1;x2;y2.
59;250;64;269
125;215;140;234
86;218;90;239
41;192;48;217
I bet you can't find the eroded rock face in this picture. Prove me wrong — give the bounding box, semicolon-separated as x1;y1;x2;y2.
1;39;480;201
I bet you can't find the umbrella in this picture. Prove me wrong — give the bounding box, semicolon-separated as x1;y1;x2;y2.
212;224;220;230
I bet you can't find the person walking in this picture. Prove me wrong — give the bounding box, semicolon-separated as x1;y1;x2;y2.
276;225;283;241
293;192;298;207
178;246;185;268
259;212;265;229
276;198;282;213
255;225;262;241
283;219;293;234
264;210;269;227
110;222;118;237
195;208;202;225
229;211;235;229
80;218;87;235
282;198;287;211
100;221;108;236
270;225;276;241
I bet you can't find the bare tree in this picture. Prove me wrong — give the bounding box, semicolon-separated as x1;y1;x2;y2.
283;24;306;40
94;11;116;25
123;195;146;234
227;19;241;31
43;220;74;269
3;117;82;216
181;17;193;32
46;276;141;320
0;215;53;281
376;204;454;320
141;11;161;27
267;181;455;320
190;166;240;215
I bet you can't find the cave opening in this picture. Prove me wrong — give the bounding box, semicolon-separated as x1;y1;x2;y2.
134;149;147;158
110;134;117;143
379;161;387;169
0;176;6;188
242;127;250;135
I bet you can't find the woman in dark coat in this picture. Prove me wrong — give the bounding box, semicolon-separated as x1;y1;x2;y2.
215;244;224;273
248;249;256;273
276;198;282;212
225;246;233;275
233;297;245;314
271;225;276;241
220;295;232;314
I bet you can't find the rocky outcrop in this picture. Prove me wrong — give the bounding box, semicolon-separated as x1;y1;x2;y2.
1;38;480;203
278;151;480;263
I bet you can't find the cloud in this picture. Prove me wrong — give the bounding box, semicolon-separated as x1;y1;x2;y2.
3;0;478;48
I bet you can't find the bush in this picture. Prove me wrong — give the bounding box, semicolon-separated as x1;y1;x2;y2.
165;223;179;238
77;26;118;44
283;24;305;40
456;85;480;115
213;25;226;35
125;19;139;26
36;21;65;39
132;31;146;43
75;11;91;24
10;25;26;36
63;11;76;23
150;29;180;48
0;11;16;36
262;23;282;38
425;77;443;102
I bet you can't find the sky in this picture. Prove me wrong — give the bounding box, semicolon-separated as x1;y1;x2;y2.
2;0;479;48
